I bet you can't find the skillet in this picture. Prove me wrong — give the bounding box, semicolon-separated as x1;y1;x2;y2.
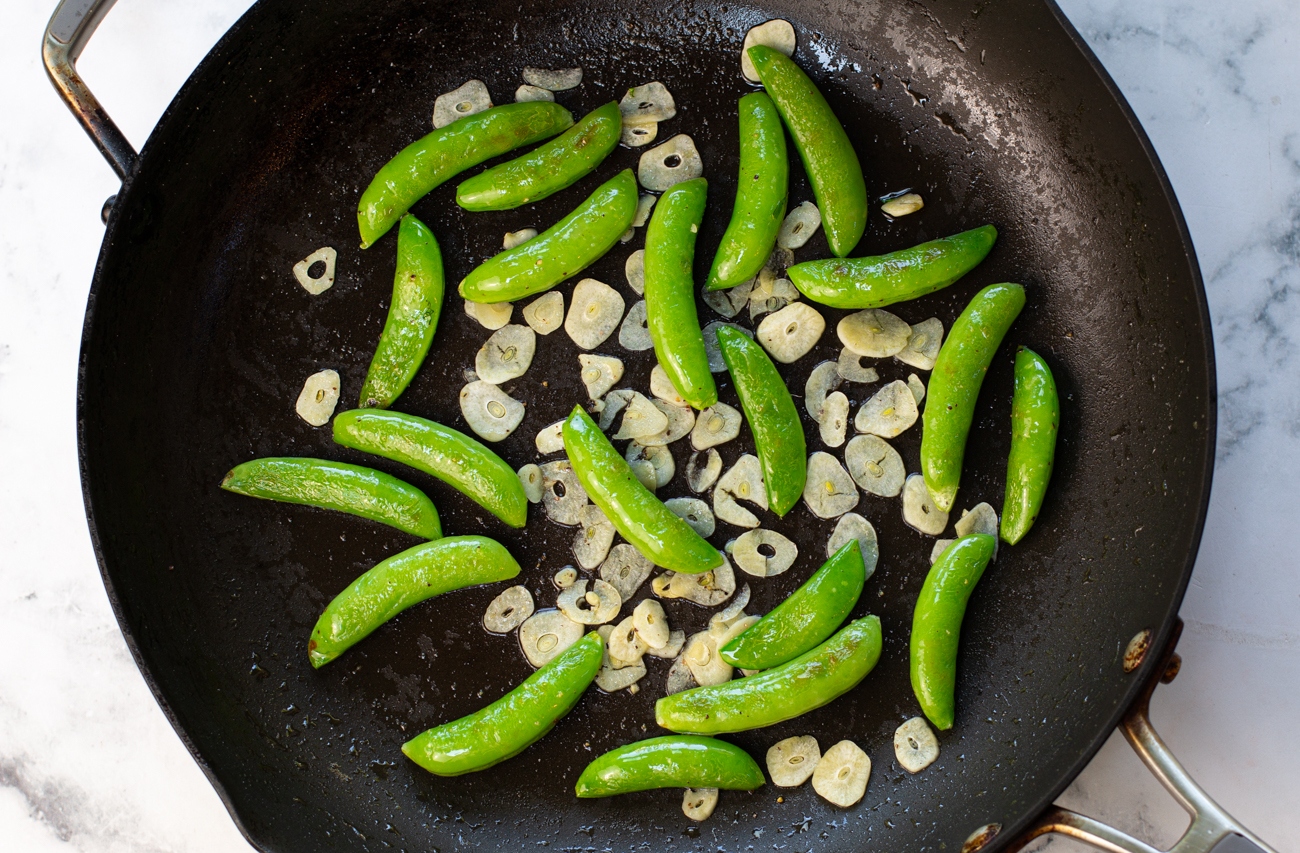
43;0;1277;851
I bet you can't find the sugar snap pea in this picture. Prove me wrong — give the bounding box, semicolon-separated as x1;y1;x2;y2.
309;535;519;667
359;214;444;409
456;102;621;211
458;169;639;304
332;409;527;528
910;534;995;730
575;735;764;797
748;46;866;258
920;282;1026;512
563;406;723;574
643;177;717;409
403;632;603;775
719;540;864;669
655;616;882;734
221;457;440;539
716;326;805;516
357;102;573;248
1001;347;1059;544
706;92;788;291
787;225;998;309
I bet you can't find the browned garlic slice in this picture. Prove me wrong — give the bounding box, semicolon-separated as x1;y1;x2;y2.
573;504;616;569
578;353;624;401
757;302;825;363
483;585;534;633
522;290;564;335
293;247;336;295
777;201;822;250
881;192;924;218
433;80;492;128
624;250;645;295
837;347;880;383
519;609;583;668
805;360;844;420
639;399;694;446
557;578;621;625
650;364;689;408
618;300;654;351
522;67;583;91
535;421;565;455
908;373;926;404
902;474;948;535
731;529;798;577
691;403;742;450
638;135;703;192
459;381;525;441
295;369;340;426
517;463;544;503
838;308;912;357
554;566;578;589
702;321;754;372
894;717;940;773
740;18;797;83
767;735;820;787
566;278;625;349
633;599;671;649
803;452;859;519
514;85;553;103
665;497;715;538
599;544;654;601
503;227;539;249
854;379;919;437
613;392;669;440
475;324;535;384
541;459;588;525
464;299;513;330
627;442;675;488
687;448;723;492
683;788;719;822
897;317;944;370
845;434;906;497
646;628;686;659
827;513;879;579
819;391;850;448
812;740;871;807
620;81;677;122
652;556;736;606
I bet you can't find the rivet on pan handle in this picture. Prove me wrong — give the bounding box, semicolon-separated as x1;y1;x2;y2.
42;0;138;183
1003;620;1278;853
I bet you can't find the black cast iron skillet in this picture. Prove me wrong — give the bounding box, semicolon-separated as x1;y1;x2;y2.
43;1;1278;852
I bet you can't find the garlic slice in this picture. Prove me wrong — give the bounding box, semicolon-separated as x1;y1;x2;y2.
599;544;654;601
897;317;944;370
687;448;723;492
767;735;820;787
475;324;536;384
625;250;646;295
855;380;920;438
955;501;999;559
710;583;751;628
522;67;583;91
812;740;871;807
747;276;799;323
596;629;647;691
519;609;583;668
683;788;719;822
683;630;733;686
805;360;844;421
566;278;625;350
731;529;797;577
652;556;735;606
627;442;675;488
293;247;337;295
597;389;634;430
827;513;880;580
702;286;740;319
777;201;822;250
464;299;513;330
803;452;859;519
718;455;769;511
554;566;578;589
838;308;912;357
613;392;669;440
522;290;564;334
638;134;703;192
894;717;940;773
757;302;825;363
621;118;659;148
578;354;623;401
650;364;689;408
573;504;617;570
902;474;948;535
517;463;544;503
483;585;534;633
633;193;657;228
556;578;622;625
609;615;649;662
646;629;686;659
535;421;565;455
639;399;694;446
691;403;742;450
702;321;754;372
620;81;677;122
665;497;715;539
514;85;553;103
629;459;657;491
714;488;759;529
618;300;654;351
665;655;697;694
908;373;927;404
740;18;797;83
459;381;525;442
433;80;492;128
837;347;880;383
619;227;636;244
295;369;340;426
504;227;539;249
845;434;907;497
930;539;957;564
633;599;671;649
881;192;924;218
541;459;589;525
819;391;850;448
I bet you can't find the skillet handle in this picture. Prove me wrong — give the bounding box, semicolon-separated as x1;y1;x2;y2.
1002;621;1277;853
42;0;137;182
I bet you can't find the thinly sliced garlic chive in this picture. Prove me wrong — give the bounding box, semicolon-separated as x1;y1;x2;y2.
464;299;513;330
838;308;912;357
757;302;825;364
711;583;751;628
483;585;535;633
837;347;880;383
647;628;686;659
908;373;927;404
955;501;1000;559
845;434;907;498
557;578;622;625
596;655;647;692
514;84;554;103
554;566;578;589
719;455;769;510
522;66;583;92
930;539;956;564
459;381;525;442
894;717;940;773
665;655;697;693
812;740;871;807
665;497;715;539
805;361;844;421
535;421;565;455
541;459;589;525
632;599;671;649
504;227;540;250
597;389;634;430
690;403;743;450
609;615;649;662
620;81;677;123
573;504;616;570
740;18;797;83
433;80;492;129
293;247;337;295
624;250;646;295
827;513;880;580
650;364;689;408
475;324;536;384
732;528;798;577
803;452;859;519
627;442;676;488
638;134;703;192
613;392;669;440
566;278;625;350
902;473;949;535
519;609;583;668
767;735;821;787
633;193;657;228
683;787;719;822
640;399;694;446
683;630;733;685
629;459;657;491
295;369;340;426
855;379;920;438
687;448;723;492
897;317;944;371
517;463;544;503
618;299;654;351
702;286;741;319
578;353;623;401
621;118;659;148
881;192;925;218
714;488;759;528
599;543;654;601
747;276;799;323
777;201;822;250
653;555;736;606
702;321;754;373
819;391;850;448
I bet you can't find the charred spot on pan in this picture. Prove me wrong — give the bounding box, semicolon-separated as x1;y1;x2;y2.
1123;628;1152;672
961;824;1001;853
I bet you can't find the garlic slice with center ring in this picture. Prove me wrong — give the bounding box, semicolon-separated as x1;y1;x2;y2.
802;452;859;519
683;787;719;822
293;247;336;295
483;585;535;634
627;442;675;488
665;497;715;538
578;353;623;400
541;459;589;525
757;302;825;363
653;556;736;607
464;299;513;330
812;740;871;807
777;201;822;250
573;504;616;570
517;463;543;503
522;290;564;335
854;379;920;438
566;278;625;350
690;403;742;450
632;599;670;649
459;381;525;442
767;735;821;787
475;324;536;384
845;434;906;497
609;615;648;662
897;317;944;370
295;369;340;426
902;473;949;535
819;391;849;448
519;609;583;668
599;544;654;601
731;529;798;577
838;308;912;357
433;80;492;128
613;391;669;440
638;134;704;192
894;716;940;773
556;579;622;625
620;81;677;123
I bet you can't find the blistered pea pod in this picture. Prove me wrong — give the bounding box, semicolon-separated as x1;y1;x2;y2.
575;736;765;797
1001;347;1060;544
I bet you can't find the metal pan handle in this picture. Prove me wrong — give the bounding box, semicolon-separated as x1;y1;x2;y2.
1003;621;1277;853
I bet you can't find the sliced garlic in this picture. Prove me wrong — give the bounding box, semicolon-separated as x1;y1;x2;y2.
619;227;636;244
624;250;645;295
554;566;578;589
687;448;723;493
483;585;535;633
535;421;565;455
881;192;924;218
573;504;617;570
894;717;940;773
702;286;740;320
609;615;649;662
295;369;340;426
647;628;686;659
897;317;944;371
683;787;719;822
541;459;589;525
665;497;715;539
633;193;657;228
514;85;553;103
522;67;583;91
837;347;880;383
845;434;906;497
731;529;797;577
710;583;751;628
683;630;733;685
433;80;492;128
613;392;669;440
597;389;634;430
599;544;654;601
955;501;999;559
519;609;583;668
596;655;646;692
459;381;525;442
902;474;948;535
855;380;920;437
665;655;697;694
618;299;654;351
718;455;769;511
293;247;337;295
475;324;536;384
650;364;689;408
714;488;759;529
838;308;912;357
620;81;677;122
805;360;844;421
740;19;797;83
626;442;675;488
747;276;800;322
566;278;625;350
819;392;850;448
930;539;957;564
652;556;735;606
504;227;539;250
578;353;623;400
639;399;694;446
621;118;659;148
691;403;742;450
629;459;657;491
827;513;880;580
556;578;621;625
803;452;859;519
517;463;544;503
757;302;825;363
812;740;871;807
767;735;820;787
638;134;703;192
702;321;754;372
777;201;822;250
522;291;564;335
908;373;927;404
633;599;670;649
464;299;513;330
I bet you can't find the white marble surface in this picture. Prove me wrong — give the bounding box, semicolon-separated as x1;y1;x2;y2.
1;0;1296;850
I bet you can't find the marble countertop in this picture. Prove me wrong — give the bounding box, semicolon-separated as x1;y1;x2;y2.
1;0;1296;850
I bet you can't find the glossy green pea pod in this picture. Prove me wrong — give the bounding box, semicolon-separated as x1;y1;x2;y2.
643;177;717;409
748;46;866;258
456;102;622;211
655;616;882;734
719;540;864;669
1001;347;1060;544
562;406;722;574
575;735;764;797
706;92;788;291
220;457;441;539
309;535;520;667
403;632;603;775
458;169;639;304
920;282;1026;512
910;534;996;730
716;326;806;516
357;102;574;248
787;225;998;309
332;409;527;528
359;214;445;409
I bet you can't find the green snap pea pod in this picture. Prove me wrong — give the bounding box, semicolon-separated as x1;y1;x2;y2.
221;457;441;539
332;409;527;528
309;535;519;667
359;214;445;409
357;102;574;248
719;540;864;669
403;632;603;775
575;735;764;797
458;169;639;304
910;534;996;730
716;326;806;516
643;177;717;410
748;45;867;258
786;225;998;309
706;92;788;291
1001;347;1060;545
455;102;622;211
562;406;722;574
655;616;882;734
920;282;1026;512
